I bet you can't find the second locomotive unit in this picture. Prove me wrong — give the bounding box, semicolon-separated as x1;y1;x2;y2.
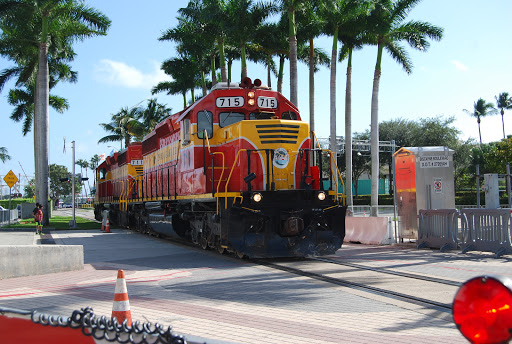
95;77;347;258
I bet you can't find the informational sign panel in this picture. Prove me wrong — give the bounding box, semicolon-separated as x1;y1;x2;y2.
433;177;443;194
3;170;18;188
419;155;449;168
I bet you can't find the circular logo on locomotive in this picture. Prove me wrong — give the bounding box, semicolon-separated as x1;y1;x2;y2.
273;148;289;169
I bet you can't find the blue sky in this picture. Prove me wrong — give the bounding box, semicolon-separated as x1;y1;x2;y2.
1;0;512;195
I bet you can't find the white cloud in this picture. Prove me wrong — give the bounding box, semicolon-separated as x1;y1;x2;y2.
451;60;468;71
94;59;171;89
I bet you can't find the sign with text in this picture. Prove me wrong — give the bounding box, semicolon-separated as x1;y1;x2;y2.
419;155;449;168
433;177;443;193
3;170;18;188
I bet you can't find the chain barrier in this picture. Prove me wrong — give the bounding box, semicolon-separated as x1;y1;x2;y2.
28;307;188;344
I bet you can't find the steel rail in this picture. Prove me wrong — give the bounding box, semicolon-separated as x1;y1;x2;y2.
254;259;453;312
310;257;461;287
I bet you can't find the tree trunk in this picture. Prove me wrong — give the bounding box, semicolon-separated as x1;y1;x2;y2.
35;42;50;225
329;31;338;161
309;37;315;153
288;9;298;106
370;67;381;217
210;54;217;86
228;59;232;84
241;43;247;80
345;49;353;207
477;117;482;144
278;55;284;94
218;37;227;82
501;109;505;138
267;54;272;88
201;71;207;96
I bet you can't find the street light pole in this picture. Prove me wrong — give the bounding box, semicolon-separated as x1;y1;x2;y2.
70;141;77;228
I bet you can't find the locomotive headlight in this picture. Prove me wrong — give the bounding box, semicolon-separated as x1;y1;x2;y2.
247;91;255;105
252;192;263;202
317;192;326;201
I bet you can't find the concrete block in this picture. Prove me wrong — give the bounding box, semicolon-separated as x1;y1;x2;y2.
345;217;394;245
0;245;84;279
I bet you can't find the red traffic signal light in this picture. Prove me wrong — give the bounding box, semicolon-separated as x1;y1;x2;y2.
453;275;512;344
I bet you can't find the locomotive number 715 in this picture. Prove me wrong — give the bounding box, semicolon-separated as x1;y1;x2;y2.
216;96;244;108
257;96;278;109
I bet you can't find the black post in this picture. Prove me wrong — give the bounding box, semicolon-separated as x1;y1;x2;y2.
212;156;215;196
319;150;324;191
266;149;270;191
247;150;252;192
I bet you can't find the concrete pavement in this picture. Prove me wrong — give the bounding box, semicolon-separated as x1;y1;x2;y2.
0;226;493;343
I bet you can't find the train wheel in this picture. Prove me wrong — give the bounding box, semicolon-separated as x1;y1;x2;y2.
236;251;246;259
200;234;208;250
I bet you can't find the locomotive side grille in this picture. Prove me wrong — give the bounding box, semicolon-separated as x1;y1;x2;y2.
134;166;143;176
256;124;300;145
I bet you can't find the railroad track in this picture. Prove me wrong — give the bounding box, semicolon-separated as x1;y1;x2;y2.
253;256;459;313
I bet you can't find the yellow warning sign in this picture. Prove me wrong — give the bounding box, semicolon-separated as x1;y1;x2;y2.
3;170;18;188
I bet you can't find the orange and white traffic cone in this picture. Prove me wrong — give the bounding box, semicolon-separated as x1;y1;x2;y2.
104;218;111;233
112;269;132;326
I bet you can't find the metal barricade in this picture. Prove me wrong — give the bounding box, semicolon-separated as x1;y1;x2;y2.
0;209;18;226
418;209;458;252
460;209;512;258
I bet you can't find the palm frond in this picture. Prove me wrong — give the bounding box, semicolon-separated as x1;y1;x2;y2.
385;41;412;74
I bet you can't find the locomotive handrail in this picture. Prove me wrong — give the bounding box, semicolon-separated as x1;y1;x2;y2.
312;131;322;150
224;149;248;209
328;150;346;205
203;130;226;214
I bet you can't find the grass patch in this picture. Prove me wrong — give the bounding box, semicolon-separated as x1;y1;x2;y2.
7;216;101;230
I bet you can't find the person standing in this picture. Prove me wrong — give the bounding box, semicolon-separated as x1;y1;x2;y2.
33;203;40;234
34;204;43;235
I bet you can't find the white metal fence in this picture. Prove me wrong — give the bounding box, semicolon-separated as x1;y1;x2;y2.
0;209;18;227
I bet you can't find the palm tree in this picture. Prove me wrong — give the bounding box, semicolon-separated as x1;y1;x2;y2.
138;99;171;138
295;1;327;153
179;0;229;83
153;56;201;109
89;154;100;185
367;0;443;216
0;0;110;224
463;98;497;144
254;21;288;92
0;147;11;163
224;0;276;80
495;92;512;138
75;158;89;197
280;0;309;106
338;7;371;207
8;84;68;135
159;15;213;94
319;0;366;182
98;107;143;149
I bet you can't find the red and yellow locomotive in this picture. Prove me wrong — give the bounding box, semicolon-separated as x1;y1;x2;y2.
95;78;347;258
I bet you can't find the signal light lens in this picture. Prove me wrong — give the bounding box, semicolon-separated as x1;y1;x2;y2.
452;276;512;344
252;193;262;203
248;99;255;106
317;192;326;201
248;91;255;98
